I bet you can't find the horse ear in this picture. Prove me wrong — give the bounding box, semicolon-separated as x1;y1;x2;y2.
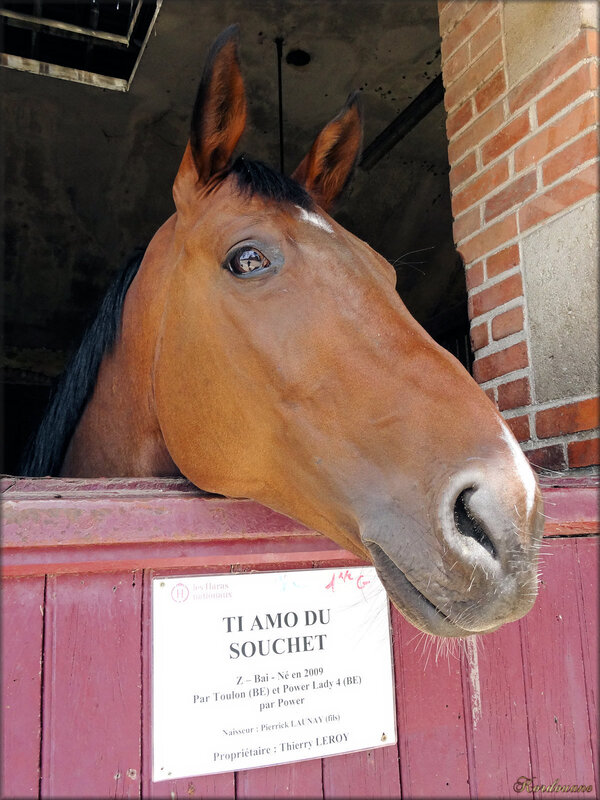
291;92;362;212
174;25;247;201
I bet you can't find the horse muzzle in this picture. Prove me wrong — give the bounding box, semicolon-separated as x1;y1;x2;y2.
361;464;544;638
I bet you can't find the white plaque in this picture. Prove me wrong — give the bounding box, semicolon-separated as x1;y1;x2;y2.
152;567;396;780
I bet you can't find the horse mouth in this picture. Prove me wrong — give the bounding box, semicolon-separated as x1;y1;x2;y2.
365;542;489;637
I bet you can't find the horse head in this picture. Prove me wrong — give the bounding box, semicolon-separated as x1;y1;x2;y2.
60;26;542;637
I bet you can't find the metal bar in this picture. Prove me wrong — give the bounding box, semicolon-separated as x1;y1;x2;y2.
360;73;445;171
126;0;142;41
85;0;100;72
275;36;285;174
29;0;42;61
125;0;162;90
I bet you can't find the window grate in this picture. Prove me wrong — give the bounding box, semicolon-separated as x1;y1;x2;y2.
1;0;162;91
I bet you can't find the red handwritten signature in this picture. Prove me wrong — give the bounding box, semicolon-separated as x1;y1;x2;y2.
325;569;371;592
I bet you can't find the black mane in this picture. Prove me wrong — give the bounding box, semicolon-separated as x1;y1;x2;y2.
19;157;311;477
229;155;314;210
20;248;145;476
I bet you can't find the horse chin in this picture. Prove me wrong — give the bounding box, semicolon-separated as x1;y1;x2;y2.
365;542;502;638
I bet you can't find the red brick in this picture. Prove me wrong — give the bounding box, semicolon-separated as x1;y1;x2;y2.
484;171;537;222
444;40;471;86
506;415;530;442
459;213;518;265
470;321;488;351
453;206;481;243
537;62;598;126
525;445;566;472
447;98;474;139
441;1;496;61
465;260;484;289
449;152;478;191
445;40;504;112
486;244;520;278
542;130;600;186
568;437;600;468
470;273;523;318
469;10;502;62
452;158;509;216
448;102;504;165
497;377;531;411
475;68;506;114
536;397;600;439
484;387;497;405
482;113;530;165
508;29;598;113
515;95;599;173
492;305;524;340
472;341;528;383
519;162;599;231
439;0;477;38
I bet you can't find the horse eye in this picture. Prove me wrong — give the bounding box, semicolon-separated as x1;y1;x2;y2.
228;247;271;276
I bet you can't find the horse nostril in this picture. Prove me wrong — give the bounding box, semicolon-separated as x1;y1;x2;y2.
453;488;497;558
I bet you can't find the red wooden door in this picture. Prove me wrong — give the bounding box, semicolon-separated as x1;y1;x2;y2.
2;476;598;799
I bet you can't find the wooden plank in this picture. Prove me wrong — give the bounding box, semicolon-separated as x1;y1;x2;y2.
141;570;235;800
148;774;234;799
2;476;597;800
236;761;323;799
3;478;597;578
322;746;400;798
2;547;362;579
1;476;202;493
537;475;599;490
0;53;129;91
392;608;469;798
0;576;45;799
519;539;596;796
542;486;599;536
0;4;140;44
41;571;143;798
575;537;599;789
3;473;590;497
460;623;532;798
1;492;314;547
2;479;363;577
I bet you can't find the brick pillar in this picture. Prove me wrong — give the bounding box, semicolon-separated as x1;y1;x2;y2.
438;0;599;471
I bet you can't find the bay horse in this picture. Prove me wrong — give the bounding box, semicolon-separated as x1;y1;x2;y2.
22;26;542;638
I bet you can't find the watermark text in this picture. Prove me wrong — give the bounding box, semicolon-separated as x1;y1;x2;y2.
513;776;593;794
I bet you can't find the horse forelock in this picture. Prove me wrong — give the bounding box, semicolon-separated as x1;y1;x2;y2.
226;155;314;211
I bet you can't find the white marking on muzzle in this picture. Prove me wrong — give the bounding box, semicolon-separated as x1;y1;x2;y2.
501;426;537;516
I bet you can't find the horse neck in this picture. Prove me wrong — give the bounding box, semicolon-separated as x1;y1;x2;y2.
60;218;179;477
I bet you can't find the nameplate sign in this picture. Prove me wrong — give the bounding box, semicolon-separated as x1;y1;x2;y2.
152;567;396;780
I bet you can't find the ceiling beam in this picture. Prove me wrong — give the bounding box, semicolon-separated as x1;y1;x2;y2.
360;73;444;171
